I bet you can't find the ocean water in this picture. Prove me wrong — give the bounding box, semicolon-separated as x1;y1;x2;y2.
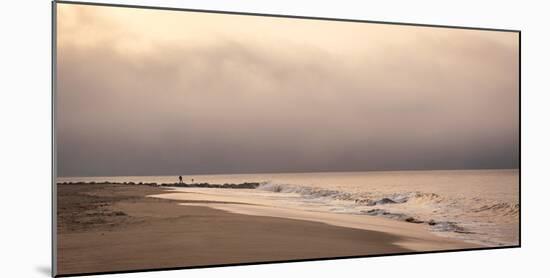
58;169;519;246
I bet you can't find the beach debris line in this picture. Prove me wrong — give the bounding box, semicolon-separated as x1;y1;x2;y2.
57;181;261;189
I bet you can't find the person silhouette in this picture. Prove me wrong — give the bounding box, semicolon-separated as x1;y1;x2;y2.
178;176;183;184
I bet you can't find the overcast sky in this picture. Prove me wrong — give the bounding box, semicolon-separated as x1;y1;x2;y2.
56;3;519;177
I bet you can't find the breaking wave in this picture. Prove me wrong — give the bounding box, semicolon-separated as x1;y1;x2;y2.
256;181;519;237
256;182;353;200
470;202;519;216
257;182;446;207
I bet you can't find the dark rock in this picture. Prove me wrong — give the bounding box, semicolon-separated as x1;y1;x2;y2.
376;198;397;205
405;217;423;224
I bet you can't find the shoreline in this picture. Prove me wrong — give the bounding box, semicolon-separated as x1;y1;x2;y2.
151;188;481;251
57;183;419;275
57;180;510;247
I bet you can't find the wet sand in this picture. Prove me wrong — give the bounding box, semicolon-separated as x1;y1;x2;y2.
152;188;482;251
57;183;415;275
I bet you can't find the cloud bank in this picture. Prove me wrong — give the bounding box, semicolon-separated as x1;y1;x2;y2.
56;4;519;177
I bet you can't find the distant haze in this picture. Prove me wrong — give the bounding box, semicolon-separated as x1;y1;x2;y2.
56;4;519;177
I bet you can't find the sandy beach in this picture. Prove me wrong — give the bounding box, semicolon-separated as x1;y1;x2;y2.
57;183;479;276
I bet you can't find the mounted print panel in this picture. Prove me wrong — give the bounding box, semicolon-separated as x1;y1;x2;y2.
53;1;520;277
